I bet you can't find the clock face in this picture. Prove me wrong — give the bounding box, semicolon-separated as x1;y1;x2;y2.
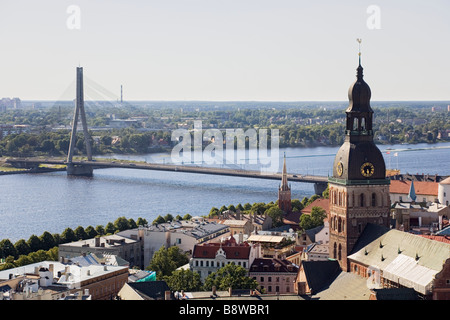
336;161;343;177
360;162;375;177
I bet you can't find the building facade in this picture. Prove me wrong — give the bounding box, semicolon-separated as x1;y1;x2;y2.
58;234;141;268
249;258;298;294
189;237;260;281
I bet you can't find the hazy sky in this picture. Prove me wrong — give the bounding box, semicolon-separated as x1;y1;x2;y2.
1;0;449;101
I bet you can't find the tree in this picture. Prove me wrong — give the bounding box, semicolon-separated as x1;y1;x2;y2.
114;217;130;232
39;231;56;251
164;214;174;223
264;206;285;227
219;205;228;213
209;207;219;217
15;254;33;267
95;225;105;236
27;234;43;252
251;202;267;215
310;206;326;226
128;218;137;229
182;214;192;220
298;214;314;231
14;239;31;256
0;239;18;259
147;246;177;279
61;228;77;243
152;215;166;225
167;246;189;267
299;206;326;231
85;226;98;239
105;222;116;234
203;264;258;291
291;199;304;212
164;269;202;292
136;217;148;226
147;246;189;280
74;226;88;240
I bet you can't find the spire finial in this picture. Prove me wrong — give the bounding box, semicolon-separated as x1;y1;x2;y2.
357;38;362;66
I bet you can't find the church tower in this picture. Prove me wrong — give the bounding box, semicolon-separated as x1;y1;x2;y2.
278;153;292;214
328;43;391;271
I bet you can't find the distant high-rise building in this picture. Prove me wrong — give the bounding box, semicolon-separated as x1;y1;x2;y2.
278;153;292;214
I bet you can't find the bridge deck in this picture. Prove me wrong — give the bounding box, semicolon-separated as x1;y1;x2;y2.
6;157;329;184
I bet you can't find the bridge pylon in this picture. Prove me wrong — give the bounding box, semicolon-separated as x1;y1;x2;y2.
66;67;94;177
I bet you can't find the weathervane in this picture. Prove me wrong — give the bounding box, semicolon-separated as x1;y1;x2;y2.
357;38;362;65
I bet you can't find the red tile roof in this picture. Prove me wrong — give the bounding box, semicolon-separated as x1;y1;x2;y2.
192;239;251;260
389;180;438;196
301;198;330;215
418;235;450;244
283;198;330;227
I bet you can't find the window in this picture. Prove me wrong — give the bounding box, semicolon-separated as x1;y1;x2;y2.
360;193;365;207
338;243;342;261
372;193;377;207
260;277;264;282
333;243;337;259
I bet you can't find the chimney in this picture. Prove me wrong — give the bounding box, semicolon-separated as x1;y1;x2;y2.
238;232;243;244
228;287;232;297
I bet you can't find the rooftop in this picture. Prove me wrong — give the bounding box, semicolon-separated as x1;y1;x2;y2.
59;234;138;249
143;220;229;240
192;238;252;260
348;225;450;295
390;180;438;196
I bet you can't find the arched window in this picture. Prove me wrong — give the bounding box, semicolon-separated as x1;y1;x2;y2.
353;118;359;130
338;217;342;233
360;193;365;207
338;244;342;261
333;243;337;259
361;117;366;131
372;193;377;207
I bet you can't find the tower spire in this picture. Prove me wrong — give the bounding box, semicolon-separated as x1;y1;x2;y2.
278;152;291;214
356;38;363;79
281;152;288;189
357;38;362;66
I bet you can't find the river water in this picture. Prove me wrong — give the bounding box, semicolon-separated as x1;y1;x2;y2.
1;142;449;242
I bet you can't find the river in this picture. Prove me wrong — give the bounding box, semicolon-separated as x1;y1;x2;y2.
1;142;450;242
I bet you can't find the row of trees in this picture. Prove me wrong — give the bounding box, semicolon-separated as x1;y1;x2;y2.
2;103;448;157
0;216;149;271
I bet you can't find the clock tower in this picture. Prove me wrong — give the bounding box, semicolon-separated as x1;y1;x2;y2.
328;47;391;271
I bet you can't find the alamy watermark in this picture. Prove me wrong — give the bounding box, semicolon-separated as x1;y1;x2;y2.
367;5;381;30
66;5;81;30
171;121;280;173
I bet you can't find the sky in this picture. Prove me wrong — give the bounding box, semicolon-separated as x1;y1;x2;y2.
0;0;449;102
